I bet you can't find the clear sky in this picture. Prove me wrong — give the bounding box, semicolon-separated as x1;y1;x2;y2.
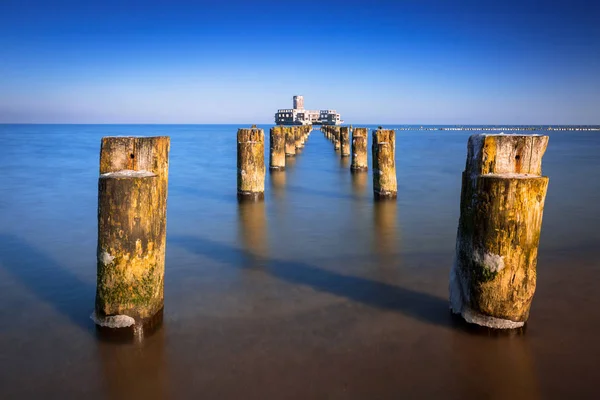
1;0;599;124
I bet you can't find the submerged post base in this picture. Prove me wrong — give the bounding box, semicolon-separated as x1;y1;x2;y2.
374;191;397;200
351;166;368;172
269;165;285;171
450;307;525;330
92;307;164;342
237;191;265;202
91;312;135;329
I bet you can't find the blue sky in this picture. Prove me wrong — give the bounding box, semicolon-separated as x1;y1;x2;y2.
0;0;599;124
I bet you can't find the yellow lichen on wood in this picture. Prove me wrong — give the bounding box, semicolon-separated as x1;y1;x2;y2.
96;172;164;323
451;134;549;329
269;126;286;170
96;137;170;327
351;127;368;171
285;127;296;156
237;127;265;200
294;126;303;149
372;129;397;199
340;127;350;156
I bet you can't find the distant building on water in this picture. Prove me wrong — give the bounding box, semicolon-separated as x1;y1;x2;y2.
274;95;342;125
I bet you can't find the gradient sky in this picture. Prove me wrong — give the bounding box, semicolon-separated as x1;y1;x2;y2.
1;0;599;124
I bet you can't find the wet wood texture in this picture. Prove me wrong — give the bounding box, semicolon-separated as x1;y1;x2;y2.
452;134;549;327
340;127;350;157
96;136;170;324
237;128;265;200
269;126;286;170
372;129;397;199
351;127;368;171
285;127;296;156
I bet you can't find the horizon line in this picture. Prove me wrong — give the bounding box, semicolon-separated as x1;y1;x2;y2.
1;122;599;126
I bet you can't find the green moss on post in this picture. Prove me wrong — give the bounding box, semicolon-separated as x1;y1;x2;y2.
450;134;550;329
95;136;170;332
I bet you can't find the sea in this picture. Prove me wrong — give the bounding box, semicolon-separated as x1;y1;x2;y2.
0;124;599;398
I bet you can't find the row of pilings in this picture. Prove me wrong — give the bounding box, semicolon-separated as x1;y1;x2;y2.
321;125;397;199
93;127;549;338
237;124;311;200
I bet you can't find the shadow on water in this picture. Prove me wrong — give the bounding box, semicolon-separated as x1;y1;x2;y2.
0;233;96;335
169;233;454;329
339;155;350;169
0;233;166;342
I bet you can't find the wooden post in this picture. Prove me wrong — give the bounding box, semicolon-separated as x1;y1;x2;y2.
340;127;350;156
237;127;265;200
372;128;397;199
294;126;303;150
269;126;285;170
95;136;170;330
334;127;340;150
351;127;368;171
285;127;296;157
450;134;549;329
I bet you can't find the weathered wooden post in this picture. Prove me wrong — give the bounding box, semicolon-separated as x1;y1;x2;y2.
334;127;340;150
237;127;265;200
372;128;397;199
285;127;296;157
269;126;285;170
94;136;170;330
351;127;368;171
294;126;303;150
450;134;549;329
340;127;350;157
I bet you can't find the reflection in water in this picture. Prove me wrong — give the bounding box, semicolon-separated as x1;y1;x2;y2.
373;199;399;258
1;125;599;397
350;170;368;197
97;319;169;399
269;170;286;200
237;200;268;267
285;155;296;169
451;331;540;399
339;154;350;169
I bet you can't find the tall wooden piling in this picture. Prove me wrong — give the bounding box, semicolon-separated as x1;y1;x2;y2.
285;127;296;157
340;127;350;157
269;126;285;170
237;127;265;200
294;126;303;150
95;136;170;330
351;127;368;171
334;127;341;150
372;128;397;199
450;134;549;329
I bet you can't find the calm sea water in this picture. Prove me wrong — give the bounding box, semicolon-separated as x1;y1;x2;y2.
0;124;599;398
